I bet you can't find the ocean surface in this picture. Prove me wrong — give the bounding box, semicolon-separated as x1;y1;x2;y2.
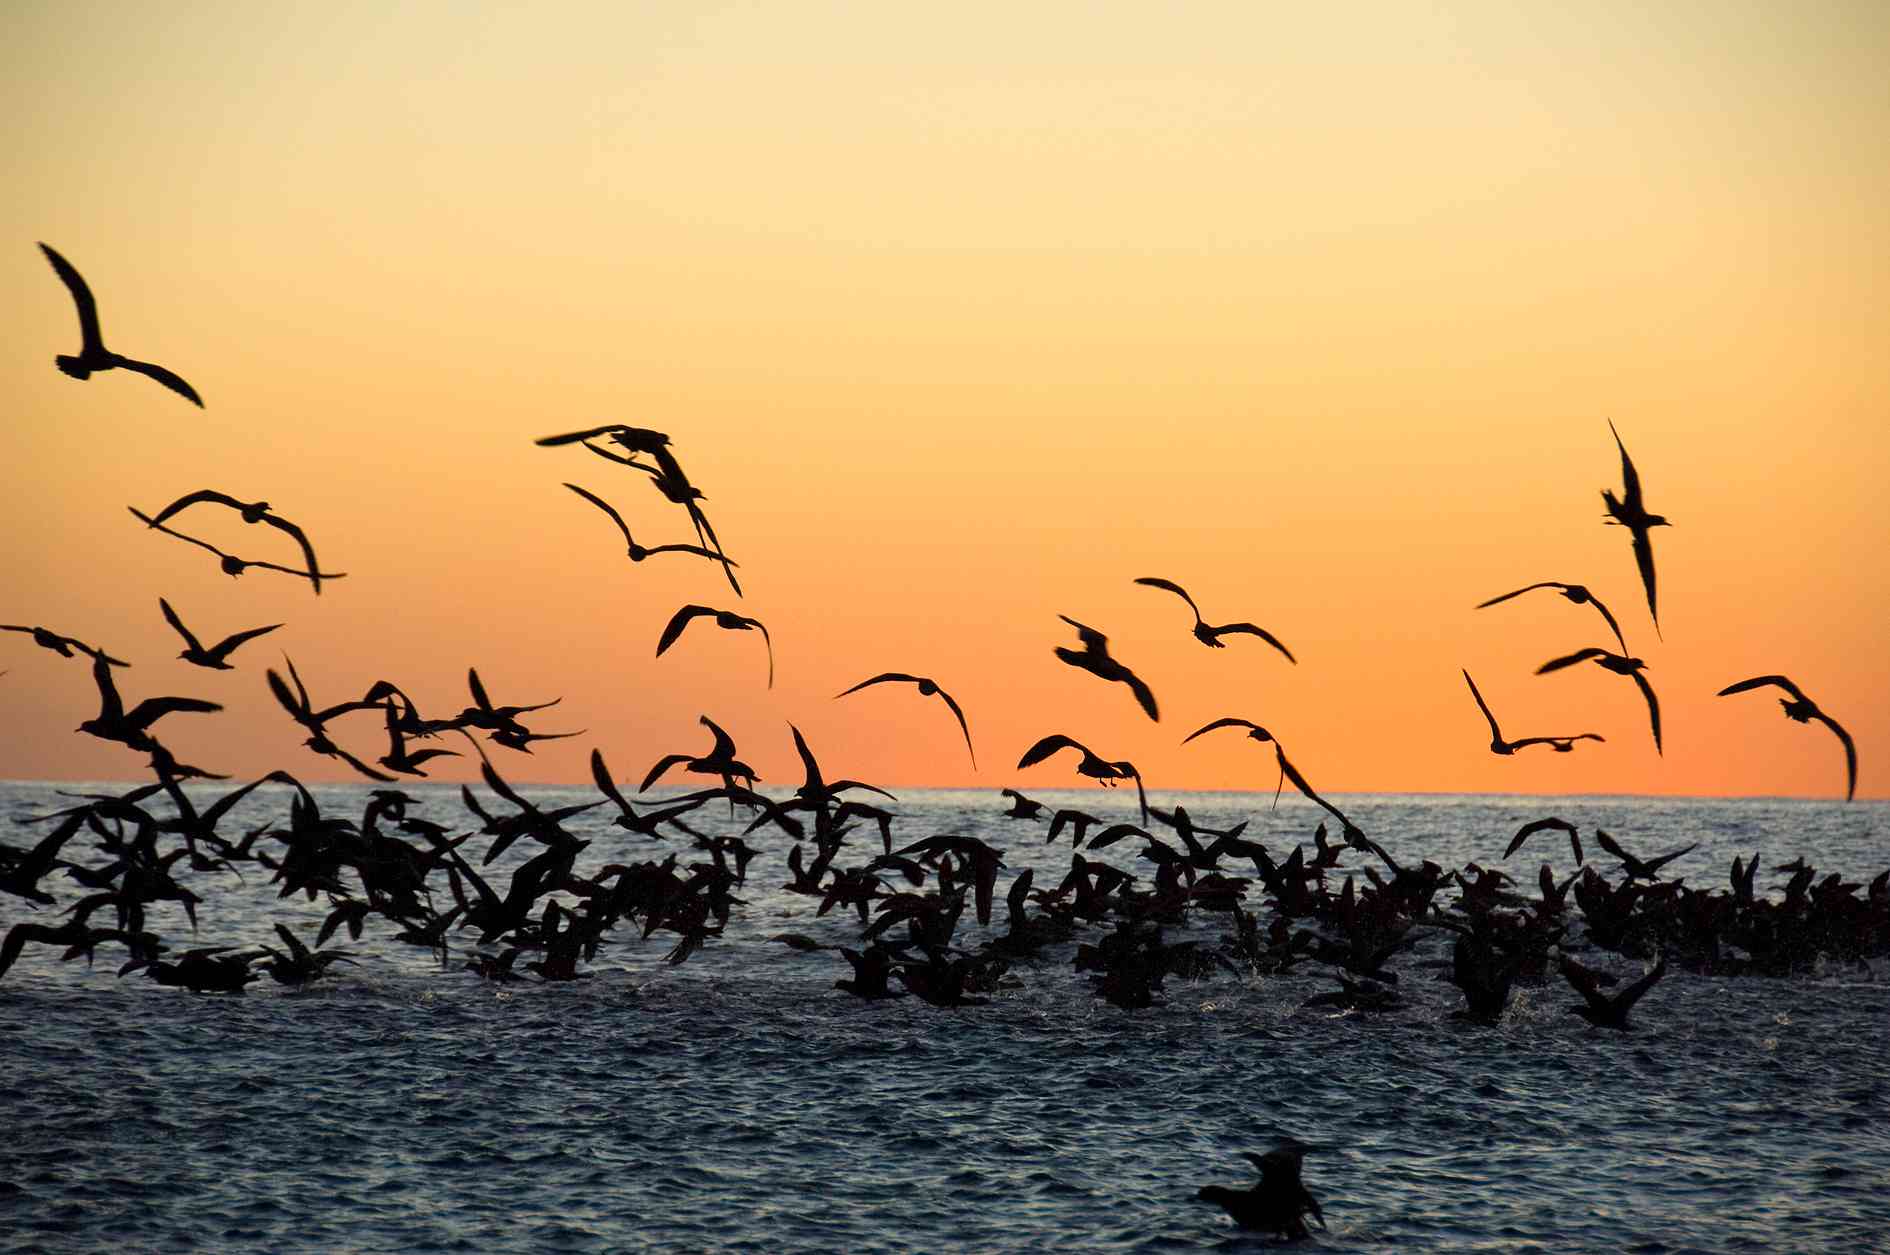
2;781;1887;1253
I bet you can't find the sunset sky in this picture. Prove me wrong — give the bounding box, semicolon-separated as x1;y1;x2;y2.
4;2;1886;801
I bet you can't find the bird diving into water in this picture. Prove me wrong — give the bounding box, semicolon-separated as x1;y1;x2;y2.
835;673;976;769
1600;420;1669;637
38;243;203;407
1716;675;1857;802
1133;576;1296;662
1053;615;1158;721
1462;670;1604;755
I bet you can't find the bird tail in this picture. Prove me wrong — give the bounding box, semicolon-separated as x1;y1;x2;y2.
55;354;90;380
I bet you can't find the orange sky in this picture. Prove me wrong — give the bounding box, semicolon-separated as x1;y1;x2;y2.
3;2;1886;800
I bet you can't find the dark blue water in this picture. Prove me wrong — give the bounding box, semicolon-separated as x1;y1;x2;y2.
4;784;1888;1252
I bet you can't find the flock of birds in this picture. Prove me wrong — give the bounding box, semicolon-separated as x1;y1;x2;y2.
7;242;1885;1239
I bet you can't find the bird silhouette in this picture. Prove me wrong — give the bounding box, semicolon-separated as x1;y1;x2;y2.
656;605;772;688
641;715;759;793
1134;577;1295;661
158;599;281;670
1053;615;1158;720
1536;648;1661;754
1;625;128;667
1716;675;1857;801
562;483;738;568
1504;817;1584;865
1016;734;1149;825
143;490;334;595
38;243;202;406
1600;420;1669;636
1196;1142;1327;1238
835;673;975;768
1476;581;1629;655
1594;829;1697;882
1562;954;1667;1030
77;655;221;753
1462;670;1603;755
129;508;344;594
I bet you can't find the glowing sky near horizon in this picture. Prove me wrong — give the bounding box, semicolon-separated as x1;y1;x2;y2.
3;1;1886;802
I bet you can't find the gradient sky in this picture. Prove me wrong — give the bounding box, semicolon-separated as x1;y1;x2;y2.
4;1;1886;801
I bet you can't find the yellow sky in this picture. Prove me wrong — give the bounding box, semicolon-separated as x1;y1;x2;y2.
4;1;1886;800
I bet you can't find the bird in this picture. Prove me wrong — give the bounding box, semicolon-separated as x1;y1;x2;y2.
158;599;282;670
1475;581;1629;655
1716;675;1857;802
1016;734;1148;825
1196;1142;1327;1238
1562;954;1668;1030
38;243;202;407
656;605;772;688
1536;648;1661;754
1600;420;1670;636
835;673;976;768
1594;829;1697;882
1052;615;1158;720
76;655;221;753
1;625;129;667
1462;670;1604;755
1504;817;1584;865
640;716;759;793
1134;577;1296;661
142;490;335;596
561;483;739;569
129;508;344;594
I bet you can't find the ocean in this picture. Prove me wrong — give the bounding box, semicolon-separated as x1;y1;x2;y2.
2;781;1887;1252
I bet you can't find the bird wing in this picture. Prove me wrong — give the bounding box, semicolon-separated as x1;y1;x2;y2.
88;655;125;723
656;606;714;657
1629;668;1662;754
1474;582;1561;609
1716;674;1803;701
644;541;737;564
158;598;203;653
1593;829;1632;864
1017;733;1085;770
535;424;628;447
1614;956;1668;1014
1609;419;1643;507
39;243;103;354
206;622;283;661
258;513;324;594
753;619;774;689
130;507;233;560
834;673;917;698
1505;817;1574;860
1629;527;1659;633
115;356;204;407
1535;648;1608;675
788;723;824;795
1462;670;1502;740
1212;622;1297;663
563;482;634;547
1585;592;1630;656
1559;957;1612;1014
932;685;977;769
466;667;496;714
1123;667;1160;721
590;748;636;814
638;754;691;793
1182;716;1261;744
699;715;739;762
147;490;246;528
125;695;223;728
1133;576;1201;620
1810;711;1858;802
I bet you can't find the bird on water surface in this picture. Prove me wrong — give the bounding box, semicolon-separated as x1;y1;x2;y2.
1197;1141;1327;1238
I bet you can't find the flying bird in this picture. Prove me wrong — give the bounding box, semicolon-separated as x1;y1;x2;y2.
1053;615;1158;721
835;673;975;768
1716;675;1857;802
142;490;334;595
1;625;128;667
1133;577;1296;662
129;508;343;594
1475;581;1629;655
561;483;738;569
656;605;772;689
38;242;202;407
158;599;282;670
77;655;221;753
1462;670;1604;755
1536;648;1661;754
1016;734;1147;824
1503;817;1584;866
1600;420;1670;636
1594;829;1697;882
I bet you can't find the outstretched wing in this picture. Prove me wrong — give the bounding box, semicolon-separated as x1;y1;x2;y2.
1584;591;1630;656
1133;576;1200;619
158;598;203;653
1122;667;1160;721
147;489;246;528
932;684;977;769
1474;582;1562;609
563;482;633;548
1017;733;1085;770
259;513;324;595
206;622;283;660
1629;668;1662;754
1462;670;1502;740
1535;648;1609;675
1716;674;1804;701
835;672;918;698
116;356;204;408
1182;716;1264;744
1810;712;1858;802
39;243;103;355
1505;817;1574;860
1213;621;1296;663
656;605;714;657
1609;419;1642;506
